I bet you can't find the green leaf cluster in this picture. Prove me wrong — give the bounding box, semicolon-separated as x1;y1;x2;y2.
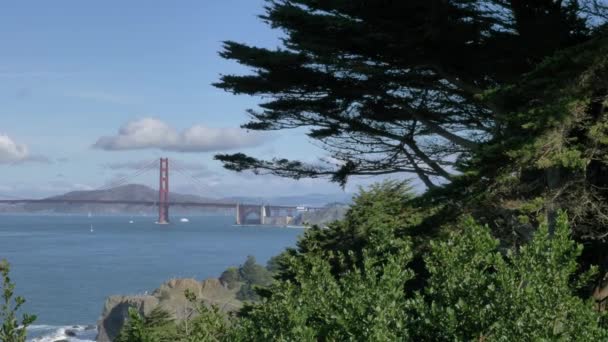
115;290;231;342
0;259;36;342
411;213;606;341
115;184;608;341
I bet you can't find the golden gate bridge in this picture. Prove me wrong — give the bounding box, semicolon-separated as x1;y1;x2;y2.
0;158;319;225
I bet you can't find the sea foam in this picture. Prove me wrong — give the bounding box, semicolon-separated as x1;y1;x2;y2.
28;324;96;342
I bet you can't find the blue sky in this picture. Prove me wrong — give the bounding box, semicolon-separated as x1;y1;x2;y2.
0;1;402;199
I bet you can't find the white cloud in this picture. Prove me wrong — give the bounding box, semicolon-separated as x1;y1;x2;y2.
93;118;268;152
0;134;29;163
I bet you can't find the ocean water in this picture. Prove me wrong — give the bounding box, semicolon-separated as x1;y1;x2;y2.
0;215;303;341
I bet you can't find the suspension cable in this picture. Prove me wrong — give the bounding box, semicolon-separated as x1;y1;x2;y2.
96;158;158;191
171;164;228;201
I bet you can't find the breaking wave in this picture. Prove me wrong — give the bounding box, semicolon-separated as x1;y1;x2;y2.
27;324;96;342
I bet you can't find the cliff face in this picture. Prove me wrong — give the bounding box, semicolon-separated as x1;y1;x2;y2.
96;278;241;342
96;295;159;342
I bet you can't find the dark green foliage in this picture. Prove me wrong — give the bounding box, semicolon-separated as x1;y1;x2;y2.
265;255;282;274
231;206;608;341
179;290;230;342
144;307;174;329
115;308;155;342
411;212;607;340
235;284;257;302
430;36;608;245
219;267;240;290
115;307;176;342
0;260;36;342
238;256;272;286
236;256;273;301
115;291;230;342
114;186;608;341
114;2;608;340
214;0;601;188
232;246;414;341
211;0;608;258
295;181;421;276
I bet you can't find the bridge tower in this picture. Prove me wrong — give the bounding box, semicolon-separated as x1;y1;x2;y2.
235;202;241;225
158;158;170;224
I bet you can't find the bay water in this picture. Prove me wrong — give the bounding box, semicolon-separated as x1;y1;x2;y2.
0;215;303;341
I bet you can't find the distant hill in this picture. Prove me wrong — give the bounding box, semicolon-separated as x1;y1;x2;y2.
225;193;353;208
0;184;353;214
48;184;217;203
11;184;225;215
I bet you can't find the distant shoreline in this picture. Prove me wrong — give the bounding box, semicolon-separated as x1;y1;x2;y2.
233;224;307;229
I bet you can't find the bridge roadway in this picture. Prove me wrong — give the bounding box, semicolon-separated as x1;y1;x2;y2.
0;199;305;210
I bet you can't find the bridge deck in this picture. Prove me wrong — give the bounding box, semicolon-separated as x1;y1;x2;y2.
0;199;316;210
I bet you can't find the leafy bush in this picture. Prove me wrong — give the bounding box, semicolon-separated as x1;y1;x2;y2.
231;243;414;341
178;289;230;341
295;181;420;278
238;256;272;286
0;260;36;342
235;256;273;301
116;183;608;341
411;212;608;341
230;212;607;341
115;306;176;342
219;267;240;289
116;290;230;342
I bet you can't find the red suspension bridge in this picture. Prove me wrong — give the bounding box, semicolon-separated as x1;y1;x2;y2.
0;158;319;225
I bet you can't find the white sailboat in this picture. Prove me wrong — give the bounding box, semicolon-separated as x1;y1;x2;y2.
90;224;94;233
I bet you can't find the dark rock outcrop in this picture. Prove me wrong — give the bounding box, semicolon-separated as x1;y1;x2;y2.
96;278;241;342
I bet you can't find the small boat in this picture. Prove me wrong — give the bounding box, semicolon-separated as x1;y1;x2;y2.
180;218;189;223
129;220;134;224
90;224;94;233
88;211;92;218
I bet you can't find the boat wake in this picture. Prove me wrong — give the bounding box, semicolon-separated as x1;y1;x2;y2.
28;324;96;342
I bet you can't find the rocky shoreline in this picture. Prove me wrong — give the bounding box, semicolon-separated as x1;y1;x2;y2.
96;278;242;342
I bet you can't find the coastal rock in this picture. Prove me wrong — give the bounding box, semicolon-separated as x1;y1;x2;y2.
96;278;241;342
96;295;159;342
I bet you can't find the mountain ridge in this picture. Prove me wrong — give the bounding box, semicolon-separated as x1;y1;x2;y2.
0;184;352;213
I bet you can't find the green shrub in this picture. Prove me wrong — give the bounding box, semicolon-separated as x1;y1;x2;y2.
0;260;36;342
411;212;607;341
235;256;273;301
219;267;240;289
231;243;414;341
115;306;176;342
231;211;608;341
116;185;608;341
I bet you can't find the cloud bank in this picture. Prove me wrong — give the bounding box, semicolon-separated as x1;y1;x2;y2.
0;134;29;163
93;118;268;152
